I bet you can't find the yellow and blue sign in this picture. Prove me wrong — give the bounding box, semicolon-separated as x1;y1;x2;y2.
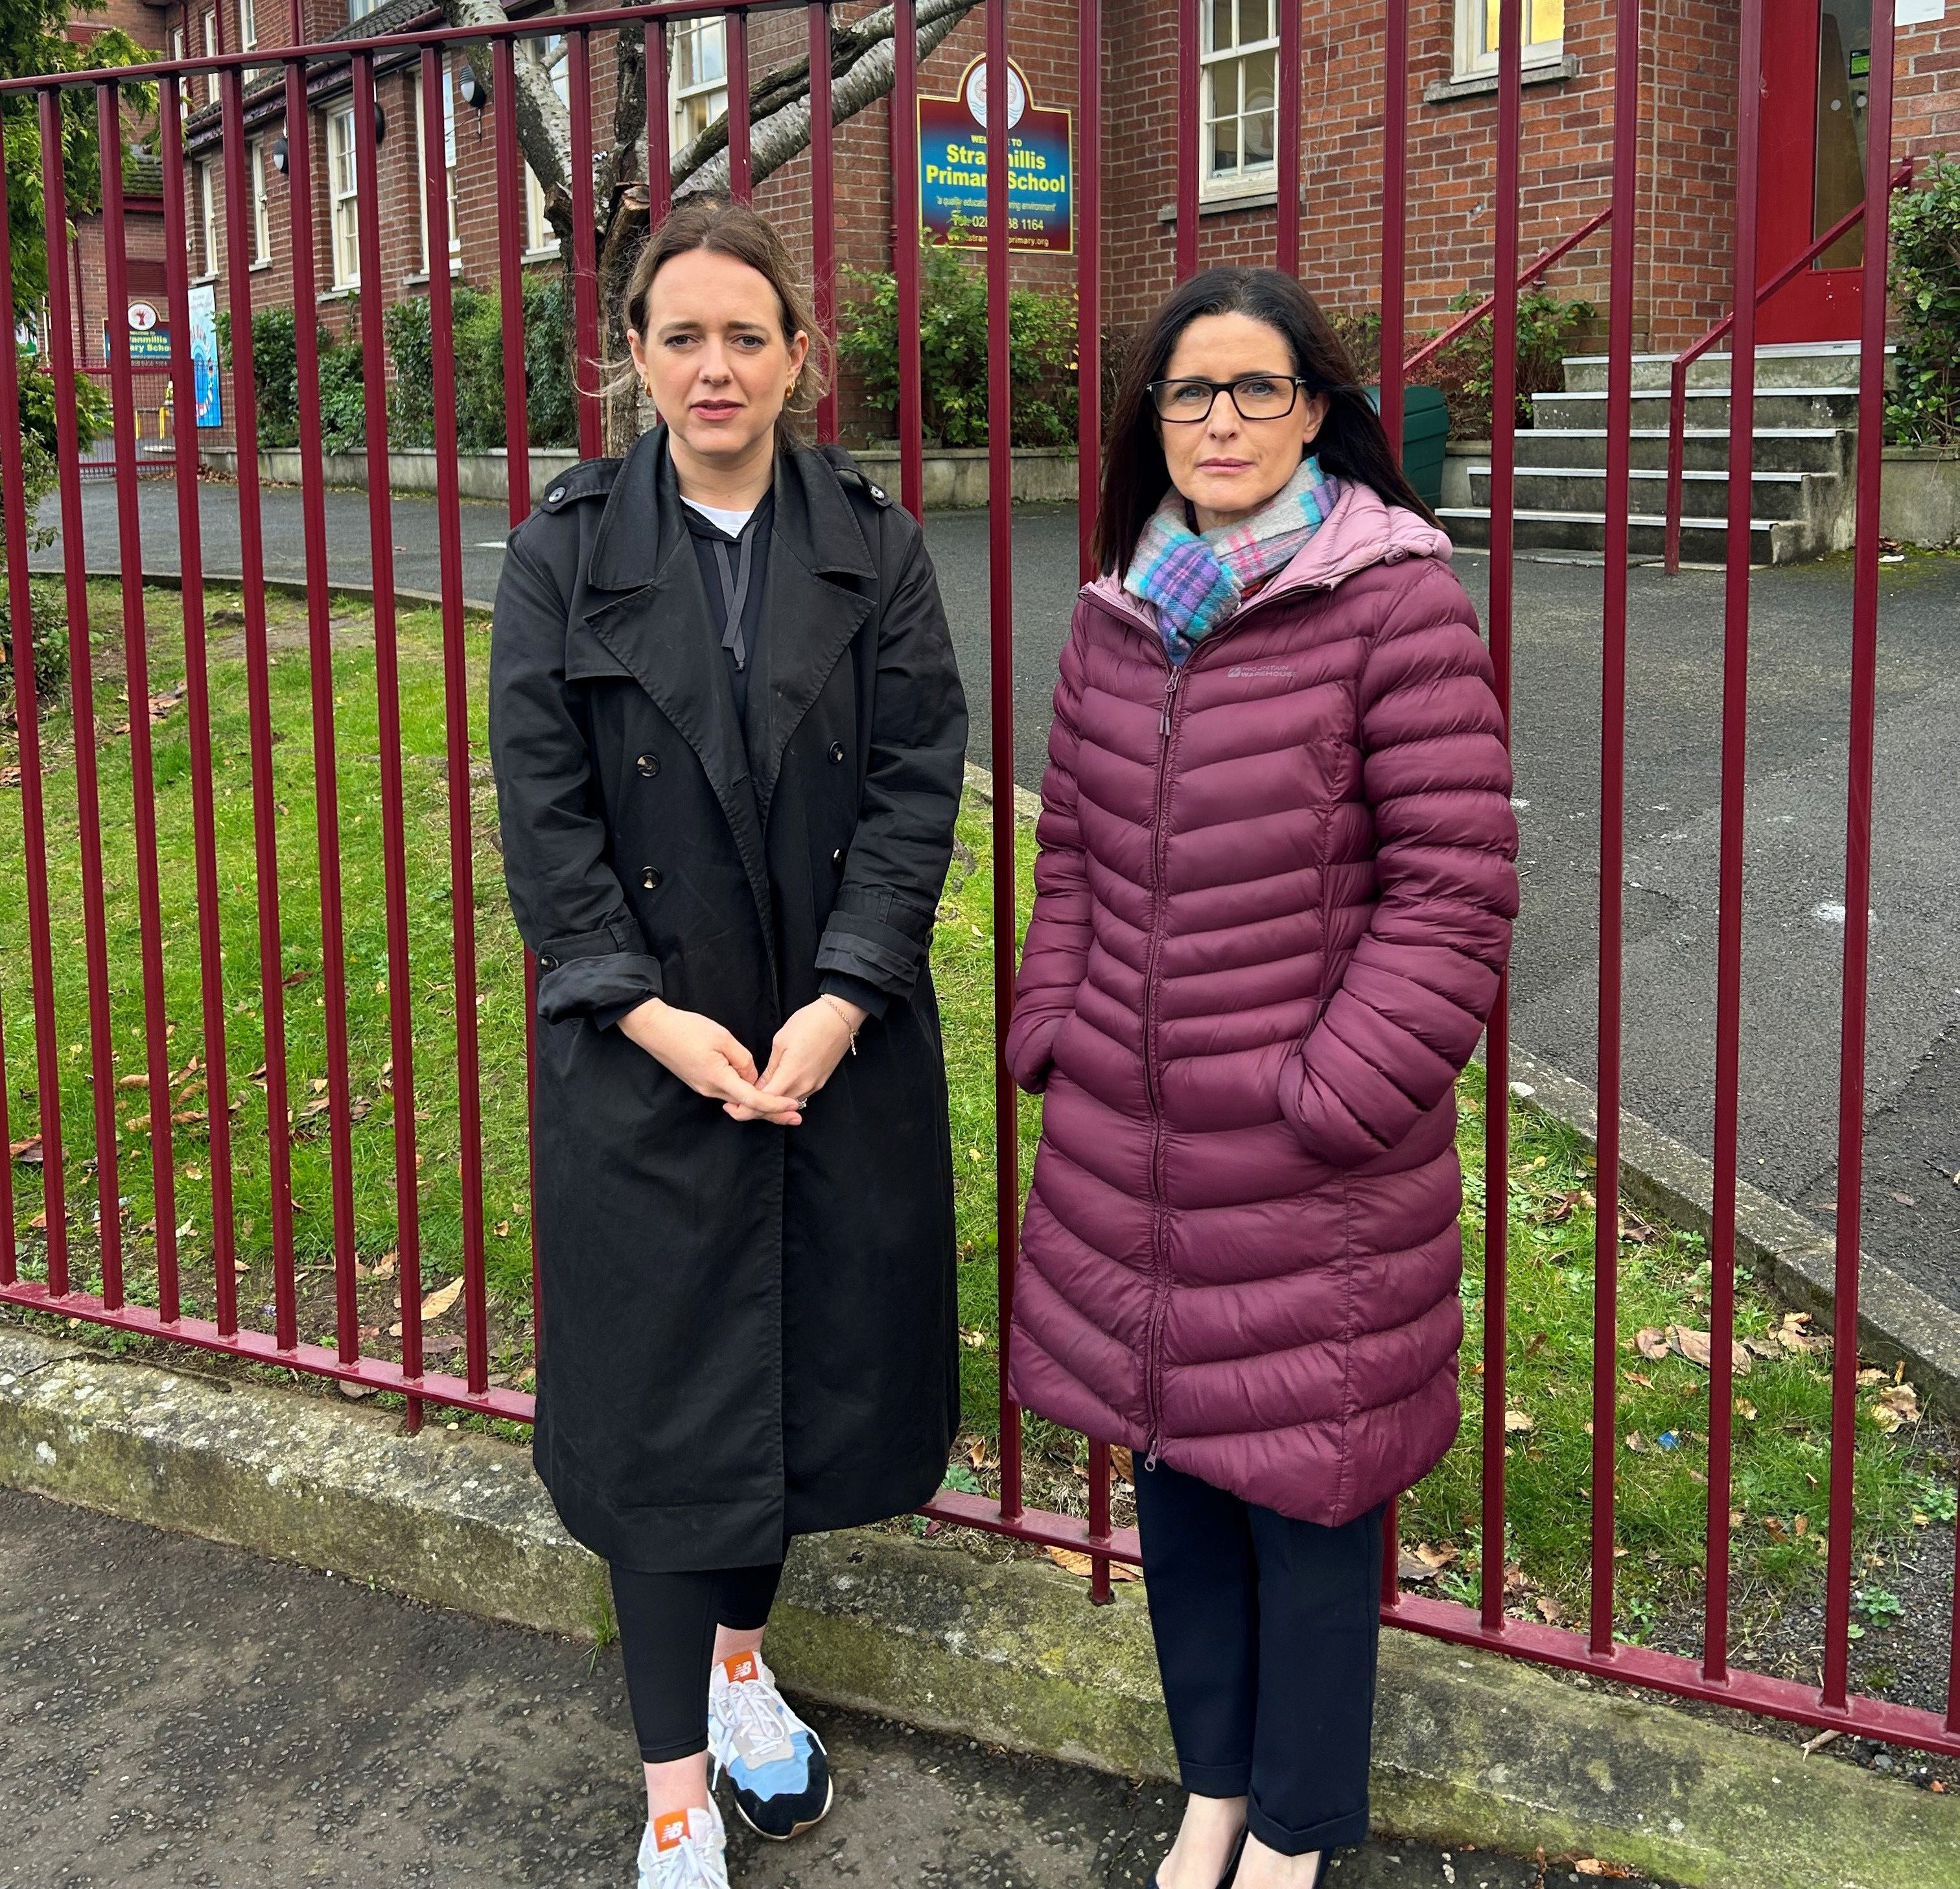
918;58;1073;255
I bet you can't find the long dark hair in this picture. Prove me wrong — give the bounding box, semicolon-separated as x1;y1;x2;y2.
1093;268;1436;577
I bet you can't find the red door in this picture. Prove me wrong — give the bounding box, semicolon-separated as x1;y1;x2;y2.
1757;0;1874;344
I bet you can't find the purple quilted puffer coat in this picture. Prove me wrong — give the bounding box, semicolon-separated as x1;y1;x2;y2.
1005;482;1519;1525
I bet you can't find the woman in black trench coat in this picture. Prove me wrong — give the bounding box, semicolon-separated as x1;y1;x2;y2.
489;197;966;1889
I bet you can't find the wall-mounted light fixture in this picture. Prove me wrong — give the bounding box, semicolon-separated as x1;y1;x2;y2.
270;133;288;173
458;62;488;110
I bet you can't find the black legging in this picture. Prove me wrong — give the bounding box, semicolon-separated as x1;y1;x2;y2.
610;1557;788;1763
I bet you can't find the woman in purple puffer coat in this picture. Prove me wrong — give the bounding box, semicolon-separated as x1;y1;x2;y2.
1008;269;1518;1889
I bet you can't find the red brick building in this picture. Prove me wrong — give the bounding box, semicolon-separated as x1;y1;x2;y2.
53;1;1960;449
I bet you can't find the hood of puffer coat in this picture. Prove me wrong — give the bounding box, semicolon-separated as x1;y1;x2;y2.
1005;481;1517;1527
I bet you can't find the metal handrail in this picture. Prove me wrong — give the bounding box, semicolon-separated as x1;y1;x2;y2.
1662;156;1915;572
1401;204;1613;378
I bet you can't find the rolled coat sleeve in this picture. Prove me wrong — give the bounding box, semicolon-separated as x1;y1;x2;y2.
813;519;968;1005
489;528;665;1026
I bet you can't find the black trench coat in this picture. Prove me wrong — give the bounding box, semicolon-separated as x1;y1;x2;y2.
489;427;968;1572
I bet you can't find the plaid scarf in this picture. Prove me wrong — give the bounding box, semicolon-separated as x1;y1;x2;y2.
1123;454;1340;666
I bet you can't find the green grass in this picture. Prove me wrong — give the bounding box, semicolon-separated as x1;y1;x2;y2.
4;578;1947;1623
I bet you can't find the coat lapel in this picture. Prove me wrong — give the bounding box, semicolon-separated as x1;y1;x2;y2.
744;446;876;828
577;430;778;981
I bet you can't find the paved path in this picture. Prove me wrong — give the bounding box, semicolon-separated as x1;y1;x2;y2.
29;483;1960;1319
0;1486;1635;1889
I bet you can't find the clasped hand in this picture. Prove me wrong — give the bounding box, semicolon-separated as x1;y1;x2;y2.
618;996;867;1125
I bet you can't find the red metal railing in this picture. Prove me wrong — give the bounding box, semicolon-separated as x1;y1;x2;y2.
1661;155;1915;573
2;0;1955;1767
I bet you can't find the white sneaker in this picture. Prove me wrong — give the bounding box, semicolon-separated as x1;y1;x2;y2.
635;1799;727;1889
708;1649;834;1840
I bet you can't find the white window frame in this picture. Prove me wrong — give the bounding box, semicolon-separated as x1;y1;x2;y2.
347;0;388;18
669;18;728;154
327;105;360;290
414;65;463;276
202;11;218;105
239;0;261;85
196;161;218;279
1200;0;1279;202
1453;0;1565;82
249;140;271;266
170;25;189;122
522;35;570;257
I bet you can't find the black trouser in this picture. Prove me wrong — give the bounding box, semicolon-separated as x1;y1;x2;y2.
609;1557;788;1763
1134;1457;1384;1858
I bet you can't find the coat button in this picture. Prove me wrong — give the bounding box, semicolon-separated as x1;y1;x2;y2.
828;742;846;764
546;485;565;504
539;954;559;972
635;752;660;777
640;866;662;891
831;847;845;870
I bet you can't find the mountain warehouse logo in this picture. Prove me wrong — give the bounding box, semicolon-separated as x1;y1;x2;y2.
1228;664;1295;680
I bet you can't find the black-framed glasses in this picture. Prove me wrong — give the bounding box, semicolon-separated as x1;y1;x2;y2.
1149;374;1312;423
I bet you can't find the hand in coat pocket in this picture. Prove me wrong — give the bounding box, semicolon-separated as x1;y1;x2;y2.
618;998;803;1126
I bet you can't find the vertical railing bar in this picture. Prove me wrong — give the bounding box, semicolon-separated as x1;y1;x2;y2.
1174;0;1198;281
158;69;237;1326
1378;0;1406;462
987;0;1021;1524
1478;0;1521;1636
646;16;673;229
1088;1437;1113;1605
726;9;752;202
1076;0;1101;584
352;49;425;1423
97;79;178;1320
494;35;531;525
1664;361;1688;574
807;3;837;445
220;62;298;1344
0;113;70;1296
1590;0;1642;1660
283;43;360;1360
1275;0;1300;276
892;0;924;521
1703;0;1766;1689
37;88;121;1309
1823;0;1896;1715
421;44;492;1396
568;30;603;459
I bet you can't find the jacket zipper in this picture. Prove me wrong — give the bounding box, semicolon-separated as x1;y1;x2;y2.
1141;664;1184;1467
1086;586;1314;1469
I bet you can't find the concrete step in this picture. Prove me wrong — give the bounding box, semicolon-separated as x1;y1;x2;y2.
1440;504;1790;566
1533;386;1865;431
1558;341;1889;395
1510;426;1849;476
1467;462;1824;524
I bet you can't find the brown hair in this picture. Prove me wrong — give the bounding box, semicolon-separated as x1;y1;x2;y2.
614;194;830;443
1093;267;1438;578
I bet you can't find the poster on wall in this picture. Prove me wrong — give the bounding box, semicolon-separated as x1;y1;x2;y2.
118;301;170;366
918;57;1073;254
1896;0;1944;25
188;282;221;428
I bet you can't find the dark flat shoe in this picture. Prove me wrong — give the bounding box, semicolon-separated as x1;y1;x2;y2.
1150;1828;1248;1889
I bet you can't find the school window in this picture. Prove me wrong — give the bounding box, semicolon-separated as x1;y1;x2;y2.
347;0;387;17
327;106;360;288
202;11;217;105
169;25;188;121
250;141;271;265
239;0;257;78
1200;0;1279;199
414;64;463;275
1454;0;1565;78
522;35;570;255
196;162;218;277
670;18;727;152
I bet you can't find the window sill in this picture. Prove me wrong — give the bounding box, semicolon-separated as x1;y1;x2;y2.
192;270;220;286
521;244;562;262
402;260;466;287
1423;54;1578;105
1156;185;1280;225
249;259;272;273
318;285;358;302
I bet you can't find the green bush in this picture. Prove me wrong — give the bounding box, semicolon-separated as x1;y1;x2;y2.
1885;154;1960;450
0;572;69;710
836;242;1080;449
1421;285;1596;436
220;306;366;453
384;278;579;453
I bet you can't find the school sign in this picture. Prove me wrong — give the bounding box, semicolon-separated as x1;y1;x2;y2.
918;58;1073;254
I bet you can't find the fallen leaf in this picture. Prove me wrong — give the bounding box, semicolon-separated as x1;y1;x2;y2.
117;1072;148;1089
1504;1408;1534;1432
1869;1382;1920;1433
1734;1399;1758;1421
1776;1311;1823;1355
1635;1326;1671;1361
1573;1864;1635;1881
1742;1335;1783;1361
419;1276;465;1322
1668;1325;1713;1367
1045;1545;1139;1582
1793;1514;1808;1538
1856;1367;1887;1387
338;1379;379;1402
1534;1593;1564;1625
1626;1431;1644;1452
1110;1445;1135;1483
495;1219;512;1239
421;1333;466;1357
8;1136;41;1165
1764;1516;1789;1543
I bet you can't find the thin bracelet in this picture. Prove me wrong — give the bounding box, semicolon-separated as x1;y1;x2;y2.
821;992;864;1054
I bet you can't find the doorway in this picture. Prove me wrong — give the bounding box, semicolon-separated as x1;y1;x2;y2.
1757;0;1873;344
